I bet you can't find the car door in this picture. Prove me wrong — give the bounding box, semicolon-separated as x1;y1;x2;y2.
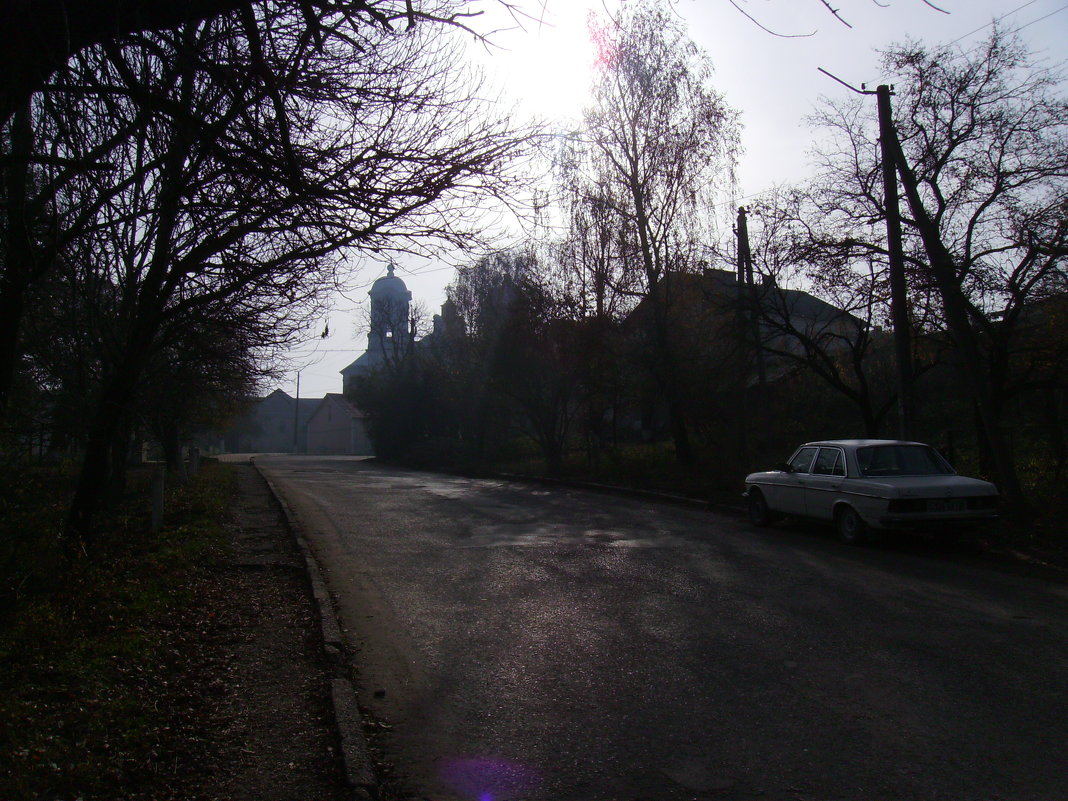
804;446;847;521
774;446;818;516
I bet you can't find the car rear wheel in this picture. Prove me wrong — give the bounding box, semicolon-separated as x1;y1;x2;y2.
747;489;775;527
835;505;866;544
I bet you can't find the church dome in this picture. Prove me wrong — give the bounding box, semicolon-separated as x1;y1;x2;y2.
369;263;411;302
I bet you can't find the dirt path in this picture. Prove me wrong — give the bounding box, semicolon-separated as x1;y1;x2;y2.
163;463;349;801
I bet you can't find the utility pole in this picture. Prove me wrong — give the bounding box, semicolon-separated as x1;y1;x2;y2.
735;207;767;463
734;207;751;461
292;371;301;454
737;206;752;285
818;69;915;439
736;207;766;387
876;84;915;440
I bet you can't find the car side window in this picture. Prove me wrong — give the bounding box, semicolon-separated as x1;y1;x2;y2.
788;447;818;473
813;448;845;476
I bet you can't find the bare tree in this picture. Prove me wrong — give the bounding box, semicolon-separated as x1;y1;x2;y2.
0;0;951;128
1;2;534;539
808;29;1068;506
554;142;640;323
441;249;532;457
574;0;740;466
0;0;540;422
732;189;929;438
0;0;518;127
488;268;580;473
139;323;266;475
437;247;579;471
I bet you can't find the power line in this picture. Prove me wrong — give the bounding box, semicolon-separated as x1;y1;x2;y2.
346;262;457;292
1014;2;1068;33
729;2;1067;209
946;0;1058;45
323;2;1066;312
286;349;360;354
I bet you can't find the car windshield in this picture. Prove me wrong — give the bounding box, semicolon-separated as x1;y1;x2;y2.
856;445;955;477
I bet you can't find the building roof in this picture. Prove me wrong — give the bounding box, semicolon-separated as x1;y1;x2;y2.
319;393;364;417
369;263;411;301
702;269;858;325
252;389;318;423
341;346;388;378
627;268;861;330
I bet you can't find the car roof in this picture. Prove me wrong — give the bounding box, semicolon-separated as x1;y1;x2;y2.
800;439;928;448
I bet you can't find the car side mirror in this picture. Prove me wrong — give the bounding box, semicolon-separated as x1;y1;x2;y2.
775;462;794;473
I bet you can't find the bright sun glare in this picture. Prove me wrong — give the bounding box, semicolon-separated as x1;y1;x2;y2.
481;0;616;122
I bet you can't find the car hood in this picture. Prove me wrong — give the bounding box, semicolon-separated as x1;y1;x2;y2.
745;470;792;485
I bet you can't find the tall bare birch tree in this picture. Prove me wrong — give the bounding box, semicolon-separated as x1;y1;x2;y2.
576;0;739;466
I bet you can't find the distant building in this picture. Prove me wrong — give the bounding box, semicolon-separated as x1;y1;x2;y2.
217;266;431;456
224;389;318;453
619;267;863;440
627;268;863;379
341;263;415;394
306;393;373;455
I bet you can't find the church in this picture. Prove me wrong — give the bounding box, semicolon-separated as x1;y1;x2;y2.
340;261;460;393
340;262;415;394
221;263;437;456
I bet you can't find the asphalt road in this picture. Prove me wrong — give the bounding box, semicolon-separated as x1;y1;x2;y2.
257;455;1068;801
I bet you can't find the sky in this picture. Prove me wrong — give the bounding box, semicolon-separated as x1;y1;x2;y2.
286;0;1068;399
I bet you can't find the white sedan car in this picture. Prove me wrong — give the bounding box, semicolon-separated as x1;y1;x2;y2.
743;439;999;543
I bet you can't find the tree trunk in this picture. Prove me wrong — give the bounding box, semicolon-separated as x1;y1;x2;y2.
1045;385;1066;483
65;306;159;542
888;134;1025;507
860;403;880;439
65;84;192;541
160;421;184;474
0;99;36;421
107;413;134;502
973;402;994;479
0;281;28;423
66;385;131;543
659;359;695;468
648;284;695;468
628;172;695;468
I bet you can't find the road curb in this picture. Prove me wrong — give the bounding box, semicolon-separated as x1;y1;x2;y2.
251;458;377;801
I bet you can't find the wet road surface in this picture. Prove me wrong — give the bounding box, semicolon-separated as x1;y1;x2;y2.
257;455;1068;801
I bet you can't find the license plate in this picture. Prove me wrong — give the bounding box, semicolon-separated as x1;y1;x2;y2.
929;498;966;513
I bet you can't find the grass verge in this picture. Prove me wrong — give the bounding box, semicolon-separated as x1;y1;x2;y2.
0;462;234;800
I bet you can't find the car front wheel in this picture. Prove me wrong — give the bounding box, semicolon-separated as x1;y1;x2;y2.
747;489;775;527
835;505;867;544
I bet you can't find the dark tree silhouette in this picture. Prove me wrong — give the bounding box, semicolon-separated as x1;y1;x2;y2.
806;29;1068;505
572;0;740;466
0;3;533;540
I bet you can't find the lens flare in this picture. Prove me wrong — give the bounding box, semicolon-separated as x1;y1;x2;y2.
439;756;542;801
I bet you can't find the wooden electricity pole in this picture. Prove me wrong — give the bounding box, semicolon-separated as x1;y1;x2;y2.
293;371;301;454
734;206;768;462
818;69;915;440
736;207;766;388
876;84;915;440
